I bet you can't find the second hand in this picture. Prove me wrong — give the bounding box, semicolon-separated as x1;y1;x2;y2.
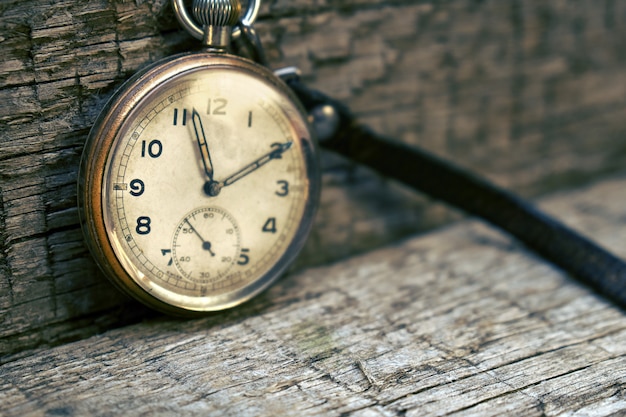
185;219;215;256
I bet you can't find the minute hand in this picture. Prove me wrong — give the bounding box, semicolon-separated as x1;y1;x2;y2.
222;142;292;188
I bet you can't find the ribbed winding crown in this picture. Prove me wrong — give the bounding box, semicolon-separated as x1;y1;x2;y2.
192;0;242;28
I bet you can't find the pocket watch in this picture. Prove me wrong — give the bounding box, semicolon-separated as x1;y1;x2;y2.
78;0;320;315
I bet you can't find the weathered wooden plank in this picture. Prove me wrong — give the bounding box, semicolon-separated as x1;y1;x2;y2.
1;0;626;356
0;174;624;416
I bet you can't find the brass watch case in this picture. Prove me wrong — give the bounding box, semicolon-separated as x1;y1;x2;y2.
78;53;319;316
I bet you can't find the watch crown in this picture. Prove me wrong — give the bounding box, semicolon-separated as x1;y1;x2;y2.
193;0;241;27
192;0;242;48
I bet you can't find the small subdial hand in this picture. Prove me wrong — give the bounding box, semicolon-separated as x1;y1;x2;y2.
220;142;293;189
185;219;215;256
192;109;220;196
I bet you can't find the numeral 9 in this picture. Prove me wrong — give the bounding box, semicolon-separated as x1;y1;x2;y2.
129;179;144;196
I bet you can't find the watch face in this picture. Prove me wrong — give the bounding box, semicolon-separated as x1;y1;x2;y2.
80;54;319;314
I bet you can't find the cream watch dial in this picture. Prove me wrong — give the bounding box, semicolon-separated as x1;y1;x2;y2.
81;54;318;313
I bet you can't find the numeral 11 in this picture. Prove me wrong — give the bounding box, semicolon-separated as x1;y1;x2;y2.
173;108;187;126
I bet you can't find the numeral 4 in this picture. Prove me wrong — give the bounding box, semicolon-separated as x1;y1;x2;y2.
262;218;277;233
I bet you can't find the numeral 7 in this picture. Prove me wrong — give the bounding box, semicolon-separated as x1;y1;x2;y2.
161;249;173;266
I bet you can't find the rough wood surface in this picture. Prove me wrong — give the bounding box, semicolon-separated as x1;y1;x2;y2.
2;0;626;356
1;174;625;416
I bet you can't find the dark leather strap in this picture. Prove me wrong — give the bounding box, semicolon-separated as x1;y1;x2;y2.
289;79;626;310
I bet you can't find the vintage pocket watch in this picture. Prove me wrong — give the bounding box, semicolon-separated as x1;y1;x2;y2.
79;0;319;315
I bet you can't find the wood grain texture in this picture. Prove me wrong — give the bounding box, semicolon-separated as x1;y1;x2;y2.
1;174;625;416
1;0;626;355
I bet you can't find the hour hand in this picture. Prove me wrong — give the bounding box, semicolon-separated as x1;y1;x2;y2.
191;109;214;180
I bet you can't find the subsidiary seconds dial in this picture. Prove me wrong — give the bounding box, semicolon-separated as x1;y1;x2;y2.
172;207;241;284
79;53;319;314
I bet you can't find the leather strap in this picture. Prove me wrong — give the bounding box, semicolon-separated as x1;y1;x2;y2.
288;79;626;310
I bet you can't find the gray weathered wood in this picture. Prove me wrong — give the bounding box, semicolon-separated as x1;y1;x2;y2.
1;174;625;416
2;0;626;357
